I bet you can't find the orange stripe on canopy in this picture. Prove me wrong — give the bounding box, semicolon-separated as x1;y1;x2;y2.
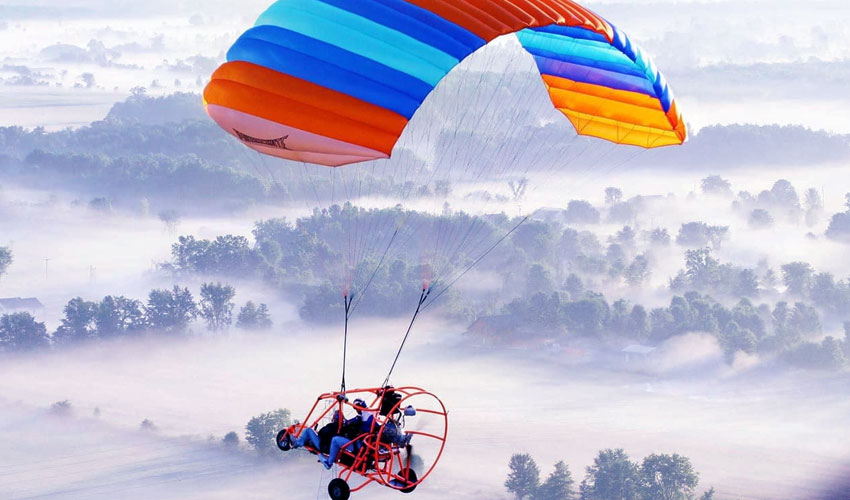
204;79;403;155
207;61;408;139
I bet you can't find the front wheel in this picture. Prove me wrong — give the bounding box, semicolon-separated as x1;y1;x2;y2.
328;478;350;500
276;429;291;451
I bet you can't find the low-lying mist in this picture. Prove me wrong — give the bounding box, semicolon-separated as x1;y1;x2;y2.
2;315;848;500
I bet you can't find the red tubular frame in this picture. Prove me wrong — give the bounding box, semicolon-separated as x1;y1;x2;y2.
282;386;448;494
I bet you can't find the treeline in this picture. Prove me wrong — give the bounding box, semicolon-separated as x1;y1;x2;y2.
0;283;272;353
0;245;11;279
161;191;850;370
504;288;850;369
505;449;713;500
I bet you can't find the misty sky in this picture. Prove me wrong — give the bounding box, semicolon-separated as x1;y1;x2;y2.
2;1;850;132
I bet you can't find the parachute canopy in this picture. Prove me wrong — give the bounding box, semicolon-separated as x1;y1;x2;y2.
204;0;686;166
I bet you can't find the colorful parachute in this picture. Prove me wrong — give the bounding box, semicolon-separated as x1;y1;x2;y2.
204;0;686;167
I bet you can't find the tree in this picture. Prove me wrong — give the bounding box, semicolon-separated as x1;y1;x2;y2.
676;222;728;248
534;461;575;500
684;248;719;290
565;200;601;225
605;187;623;205
145;285;197;334
719;321;757;363
506;453;541;500
53;297;98;344
527;264;556;296
804;188;823;227
701;175;732;196
649;228;671;246
734;269;759;298
0;312;50;351
625;255;650;286
158;209;181;232
49;400;73;417
199;282;236;332
748;209;773;229
579;449;641;500
564;274;584;300
640;453;699;500
236;301;273;330
826;212;850;242
0;246;12;280
245;409;291;455
96;296;145;337
223;431;240;447
790;302;821;336
844;321;850;357
513;222;554;262
820;336;846;370
509;178;529;202
781;262;814;296
627;305;650;340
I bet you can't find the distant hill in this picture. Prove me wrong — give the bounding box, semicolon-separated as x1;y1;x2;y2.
104;91;208;125
637;124;850;169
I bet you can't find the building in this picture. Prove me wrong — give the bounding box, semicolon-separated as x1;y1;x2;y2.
0;297;45;314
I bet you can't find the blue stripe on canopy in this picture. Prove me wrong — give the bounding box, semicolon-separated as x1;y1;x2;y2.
317;0;481;60
256;0;457;86
228;36;424;118
534;56;657;96
529;24;610;44
524;46;648;79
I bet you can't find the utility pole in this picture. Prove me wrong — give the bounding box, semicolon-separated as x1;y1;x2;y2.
44;258;51;281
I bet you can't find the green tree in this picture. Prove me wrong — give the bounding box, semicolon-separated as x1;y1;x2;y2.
236;301;273;330
534;461;574;500
579;449;641;500
0;312;50;351
640;453;699;500
53;297;98;344
506;453;541;500
0;246;12;280
199;282;236;332
145;285;197;334
245;409;291;455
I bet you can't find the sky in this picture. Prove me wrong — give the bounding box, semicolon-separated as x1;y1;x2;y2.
2;3;850;499
2;1;850;132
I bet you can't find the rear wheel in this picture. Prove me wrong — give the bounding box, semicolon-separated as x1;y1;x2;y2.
327;478;350;500
399;468;418;494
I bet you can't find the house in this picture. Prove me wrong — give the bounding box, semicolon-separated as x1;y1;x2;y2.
467;315;520;346
0;297;45;314
622;344;656;363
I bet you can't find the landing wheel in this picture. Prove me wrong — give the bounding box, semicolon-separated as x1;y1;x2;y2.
399;468;418;494
276;429;291;451
328;478;350;500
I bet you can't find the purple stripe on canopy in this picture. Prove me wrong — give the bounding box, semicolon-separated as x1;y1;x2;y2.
534;56;656;97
